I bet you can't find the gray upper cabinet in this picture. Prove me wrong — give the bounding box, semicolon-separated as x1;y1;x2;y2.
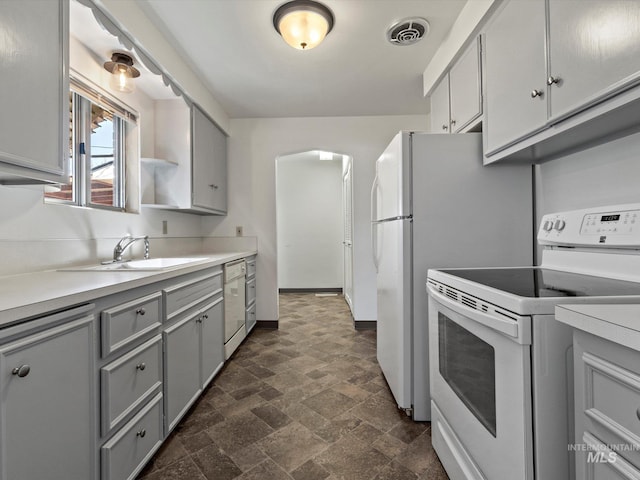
150;100;227;215
430;77;451;134
192;105;228;214
449;38;483;133
547;0;640;121
0;311;95;480
0;0;69;184
484;0;547;154
430;38;482;134
484;0;640;162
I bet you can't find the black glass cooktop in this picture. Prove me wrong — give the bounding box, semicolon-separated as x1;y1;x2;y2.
438;267;640;298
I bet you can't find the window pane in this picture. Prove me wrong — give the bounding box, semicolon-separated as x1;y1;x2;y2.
44;92;74;202
89;104;116;207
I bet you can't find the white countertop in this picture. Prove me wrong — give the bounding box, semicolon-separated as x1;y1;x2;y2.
0;251;256;328
556;304;640;351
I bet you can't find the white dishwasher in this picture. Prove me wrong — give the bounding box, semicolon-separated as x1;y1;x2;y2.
224;259;246;359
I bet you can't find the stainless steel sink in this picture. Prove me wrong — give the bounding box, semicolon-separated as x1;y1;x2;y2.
60;257;209;272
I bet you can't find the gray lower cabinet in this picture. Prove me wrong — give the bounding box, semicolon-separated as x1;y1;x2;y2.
101;393;163;480
0;263;236;480
164;311;202;433
0;308;95;480
0;0;69;184
164;290;225;434
201;296;225;388
573;331;640;479
246;256;257;333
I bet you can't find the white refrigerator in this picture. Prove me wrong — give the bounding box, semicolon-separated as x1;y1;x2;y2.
371;131;533;421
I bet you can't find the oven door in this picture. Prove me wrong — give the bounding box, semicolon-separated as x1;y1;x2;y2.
427;284;534;480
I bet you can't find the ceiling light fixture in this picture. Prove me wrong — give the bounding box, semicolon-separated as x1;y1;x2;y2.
273;0;334;51
103;52;140;93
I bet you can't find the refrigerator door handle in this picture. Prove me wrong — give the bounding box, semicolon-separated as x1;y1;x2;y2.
371;223;379;273
371;174;380;272
370;173;379;223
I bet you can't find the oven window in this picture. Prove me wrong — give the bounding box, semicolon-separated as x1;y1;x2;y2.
438;312;497;437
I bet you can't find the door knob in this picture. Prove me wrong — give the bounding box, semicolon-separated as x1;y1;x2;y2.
531;89;544;98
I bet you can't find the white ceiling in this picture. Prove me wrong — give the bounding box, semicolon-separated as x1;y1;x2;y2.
132;0;468;118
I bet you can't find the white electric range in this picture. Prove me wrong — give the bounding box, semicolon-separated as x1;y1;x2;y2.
427;203;640;480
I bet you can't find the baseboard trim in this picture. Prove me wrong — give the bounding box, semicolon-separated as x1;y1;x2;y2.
354;320;376;330
256;320;278;329
279;288;342;294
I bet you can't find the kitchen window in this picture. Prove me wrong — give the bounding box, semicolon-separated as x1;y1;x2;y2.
45;78;137;211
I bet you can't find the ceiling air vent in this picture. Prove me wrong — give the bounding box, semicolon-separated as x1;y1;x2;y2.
386;17;430;46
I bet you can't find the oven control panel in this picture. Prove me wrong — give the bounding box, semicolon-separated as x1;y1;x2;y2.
538;204;640;248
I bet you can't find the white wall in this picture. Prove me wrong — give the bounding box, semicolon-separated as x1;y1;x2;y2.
200;115;428;323
276;154;343;289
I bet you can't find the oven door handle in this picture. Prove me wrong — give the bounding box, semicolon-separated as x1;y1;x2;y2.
427;284;521;339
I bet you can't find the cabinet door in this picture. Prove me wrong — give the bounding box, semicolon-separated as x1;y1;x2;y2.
0;0;68;182
163;314;201;433
0;316;95;480
200;297;224;388
449;38;482;133
430;76;451;134
484;0;547;154
547;0;640;121
192;105;227;213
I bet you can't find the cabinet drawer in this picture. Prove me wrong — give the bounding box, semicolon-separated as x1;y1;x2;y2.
246;302;256;334
164;270;223;321
101;393;163;480
101;335;162;435
246;257;256;278
101;292;162;357
246;277;256;307
582;350;640;454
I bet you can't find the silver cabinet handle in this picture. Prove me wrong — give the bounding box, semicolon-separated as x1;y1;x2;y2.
547;76;561;86
136;362;146;371
636;407;640;421
203;314;209;320
450;119;456;126
531;89;544;98
209;184;219;189
136;429;146;438
12;365;30;377
135;308;146;316
196;317;203;324
441;125;448;131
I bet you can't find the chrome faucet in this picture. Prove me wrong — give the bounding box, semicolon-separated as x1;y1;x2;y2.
113;235;150;262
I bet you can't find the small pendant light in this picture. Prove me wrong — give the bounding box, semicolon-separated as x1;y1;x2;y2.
103;52;141;93
273;0;335;51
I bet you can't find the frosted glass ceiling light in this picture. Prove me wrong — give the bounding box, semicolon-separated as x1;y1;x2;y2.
103;52;140;93
273;0;334;50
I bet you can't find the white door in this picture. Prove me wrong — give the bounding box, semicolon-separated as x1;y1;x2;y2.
373;132;408;221
342;159;354;312
376;218;412;411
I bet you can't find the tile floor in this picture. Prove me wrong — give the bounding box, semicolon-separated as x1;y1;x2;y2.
138;293;449;480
